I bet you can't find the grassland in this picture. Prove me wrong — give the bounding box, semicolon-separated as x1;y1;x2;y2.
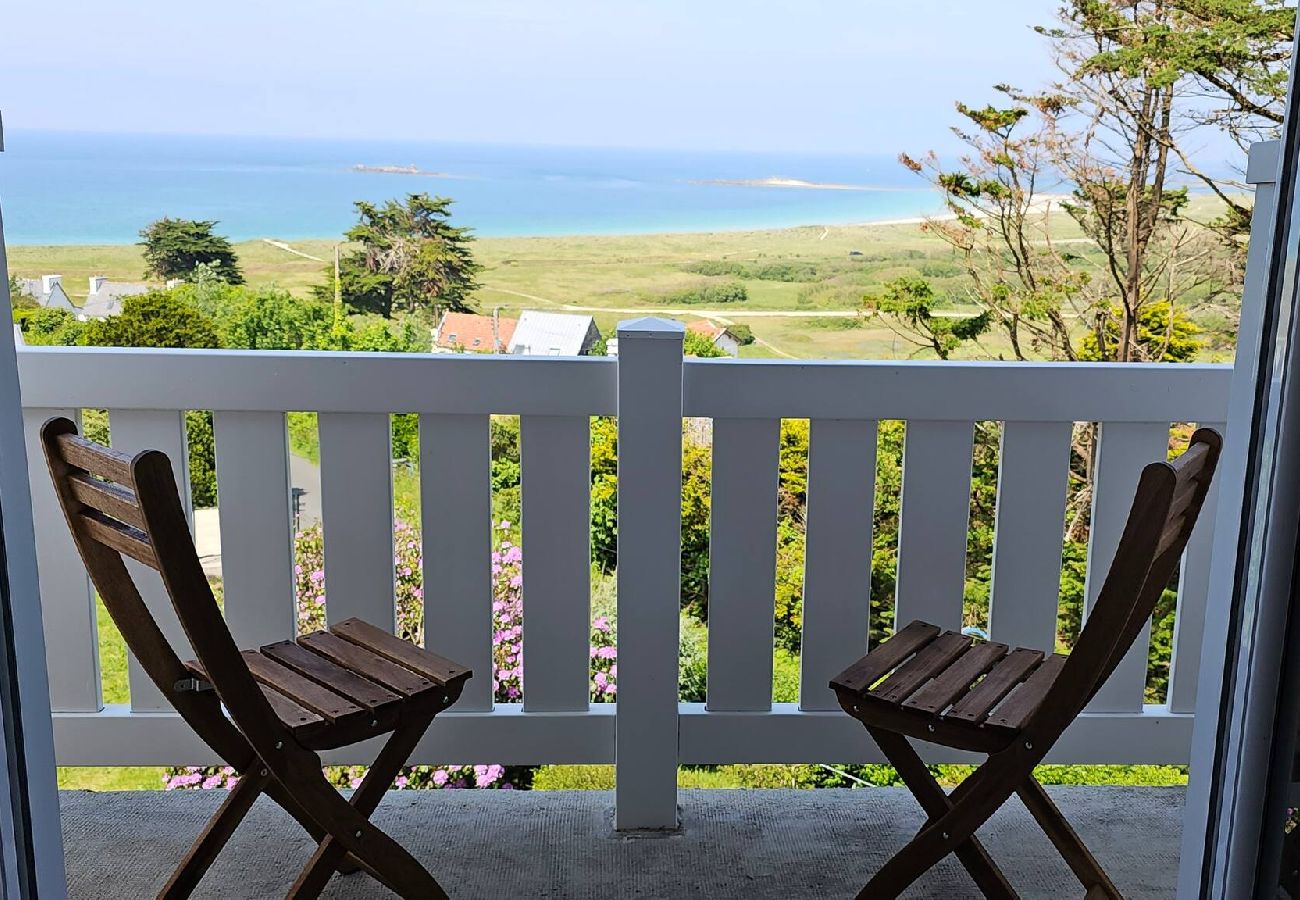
9;195;1239;361
6;210;1118;361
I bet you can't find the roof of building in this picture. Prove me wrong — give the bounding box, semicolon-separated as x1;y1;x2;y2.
82;281;150;319
17;278;75;311
508;311;598;356
434;312;517;353
687;319;729;340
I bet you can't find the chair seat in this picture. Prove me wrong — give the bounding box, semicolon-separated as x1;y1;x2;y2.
188;617;472;751
829;620;1067;753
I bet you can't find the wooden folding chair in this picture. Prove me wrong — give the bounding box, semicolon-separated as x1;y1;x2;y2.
831;427;1221;899
41;417;471;899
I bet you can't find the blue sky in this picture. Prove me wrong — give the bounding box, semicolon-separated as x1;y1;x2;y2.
1;1;1056;153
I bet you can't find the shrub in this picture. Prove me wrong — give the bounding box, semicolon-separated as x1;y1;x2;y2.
662;281;749;305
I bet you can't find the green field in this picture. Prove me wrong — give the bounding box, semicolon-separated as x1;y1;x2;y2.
7;207;1141;361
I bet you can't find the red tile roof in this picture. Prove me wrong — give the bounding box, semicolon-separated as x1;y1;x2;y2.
436;312;516;353
687;319;727;340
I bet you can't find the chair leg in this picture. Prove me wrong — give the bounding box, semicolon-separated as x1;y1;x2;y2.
285;711;447;900
158;767;270;899
1017;777;1123;899
867;728;1019;900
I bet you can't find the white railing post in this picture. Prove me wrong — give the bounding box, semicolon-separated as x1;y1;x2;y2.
614;317;684;831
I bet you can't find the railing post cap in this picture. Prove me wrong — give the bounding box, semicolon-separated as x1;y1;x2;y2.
1247;140;1280;185
617;317;686;341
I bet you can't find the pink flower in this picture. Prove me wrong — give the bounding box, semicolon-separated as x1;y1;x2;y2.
432;770;449;787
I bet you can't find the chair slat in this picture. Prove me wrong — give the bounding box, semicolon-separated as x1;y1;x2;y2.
419;413;493;710
67;472;146;530
519;414;592;712
298;631;433;697
242;651;363;723
262;639;402;710
331;618;469;686
79;510;158;567
945;648;1044;723
903;641;1009;714
707;417;781;712
799;418;877;711
258;684;327;738
987;653;1069;730
56;431;134;484
871;632;972;704
895;421;975;632
832;620;940;694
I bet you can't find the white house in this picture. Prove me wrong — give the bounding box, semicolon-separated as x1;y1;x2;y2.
508;310;602;356
687;319;741;356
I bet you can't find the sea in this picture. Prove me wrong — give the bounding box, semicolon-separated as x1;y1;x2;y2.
0;130;944;245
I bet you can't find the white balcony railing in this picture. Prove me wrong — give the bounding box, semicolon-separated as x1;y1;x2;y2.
17;339;1230;823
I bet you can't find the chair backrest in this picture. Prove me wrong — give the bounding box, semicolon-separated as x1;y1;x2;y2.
1026;427;1222;741
40;417;272;731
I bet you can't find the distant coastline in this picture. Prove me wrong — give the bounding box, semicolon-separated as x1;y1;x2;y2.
0;130;944;244
689;176;874;191
351;163;454;177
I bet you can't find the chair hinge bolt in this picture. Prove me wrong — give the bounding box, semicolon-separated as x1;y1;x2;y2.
355;830;362;838
1024;741;1033;750
275;741;283;750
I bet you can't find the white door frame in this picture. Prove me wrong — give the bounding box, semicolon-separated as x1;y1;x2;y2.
1178;23;1300;895
0;113;69;898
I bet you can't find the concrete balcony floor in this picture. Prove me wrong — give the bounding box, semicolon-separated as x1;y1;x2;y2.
61;786;1183;898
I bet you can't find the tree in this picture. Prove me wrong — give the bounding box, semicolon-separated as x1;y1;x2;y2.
15;307;83;345
7;275;36;309
82;291;221;349
1079;299;1203;361
320;194;480;317
1155;0;1294;250
900;0;1258;363
683;330;729;358
139;218;244;284
863;275;991;359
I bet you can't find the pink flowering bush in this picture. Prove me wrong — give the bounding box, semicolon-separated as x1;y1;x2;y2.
164;519;614;791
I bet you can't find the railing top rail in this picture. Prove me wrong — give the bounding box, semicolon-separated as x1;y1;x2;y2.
683;358;1232;422
16;346;617;416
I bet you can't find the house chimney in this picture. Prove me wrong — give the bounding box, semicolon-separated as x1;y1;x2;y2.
88;276;107;295
41;274;62;295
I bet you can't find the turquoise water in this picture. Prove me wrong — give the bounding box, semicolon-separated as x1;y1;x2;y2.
0;130;943;244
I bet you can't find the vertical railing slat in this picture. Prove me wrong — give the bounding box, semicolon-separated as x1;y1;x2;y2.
1168;421;1225;713
318;413;394;630
707;417;781;711
1085;421;1172;712
109;409;194;712
212;411;296;648
520;415;592;712
799;418;877;710
24;407;101;712
894;421;974;633
420;414;495;711
987;421;1073;653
